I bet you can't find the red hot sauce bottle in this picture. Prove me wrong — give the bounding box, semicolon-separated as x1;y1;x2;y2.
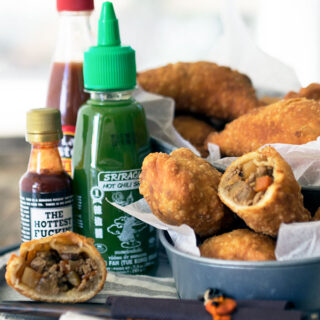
46;0;94;175
19;109;73;242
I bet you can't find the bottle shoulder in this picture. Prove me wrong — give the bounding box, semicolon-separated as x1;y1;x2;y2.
78;98;144;115
73;96;150;172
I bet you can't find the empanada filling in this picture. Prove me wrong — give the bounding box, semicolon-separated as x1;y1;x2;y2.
20;249;98;295
225;160;274;206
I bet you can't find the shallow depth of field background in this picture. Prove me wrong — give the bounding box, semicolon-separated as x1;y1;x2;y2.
0;0;319;245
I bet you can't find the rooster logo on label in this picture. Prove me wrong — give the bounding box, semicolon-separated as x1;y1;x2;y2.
107;215;147;249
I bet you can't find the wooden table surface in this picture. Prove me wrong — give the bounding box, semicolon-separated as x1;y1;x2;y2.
0;138;29;246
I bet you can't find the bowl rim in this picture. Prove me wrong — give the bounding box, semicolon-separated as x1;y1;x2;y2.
159;230;320;269
302;185;320;191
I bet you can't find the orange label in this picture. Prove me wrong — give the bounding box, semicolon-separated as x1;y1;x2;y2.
62;158;72;176
59;125;75;176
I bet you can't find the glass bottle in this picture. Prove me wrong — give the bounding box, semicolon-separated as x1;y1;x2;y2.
72;2;158;275
46;0;94;175
20;108;73;242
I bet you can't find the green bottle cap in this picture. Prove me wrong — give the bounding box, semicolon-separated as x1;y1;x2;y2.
84;2;136;91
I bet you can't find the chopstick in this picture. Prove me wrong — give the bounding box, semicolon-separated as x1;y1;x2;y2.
0;302;112;319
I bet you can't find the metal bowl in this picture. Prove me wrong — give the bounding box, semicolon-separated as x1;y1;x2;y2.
159;230;320;310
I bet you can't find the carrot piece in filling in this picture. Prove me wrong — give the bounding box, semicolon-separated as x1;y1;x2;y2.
255;175;273;192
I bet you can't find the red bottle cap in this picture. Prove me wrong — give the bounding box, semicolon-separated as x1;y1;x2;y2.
57;0;94;12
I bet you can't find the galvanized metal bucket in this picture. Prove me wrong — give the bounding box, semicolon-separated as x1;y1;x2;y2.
160;230;320;310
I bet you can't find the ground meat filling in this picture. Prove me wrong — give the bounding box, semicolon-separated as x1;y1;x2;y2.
225;161;273;206
21;249;98;295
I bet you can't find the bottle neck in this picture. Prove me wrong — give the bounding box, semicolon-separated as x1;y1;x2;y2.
88;90;133;102
54;11;94;62
28;141;64;174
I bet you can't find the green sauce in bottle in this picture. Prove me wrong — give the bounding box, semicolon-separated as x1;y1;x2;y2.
72;2;158;275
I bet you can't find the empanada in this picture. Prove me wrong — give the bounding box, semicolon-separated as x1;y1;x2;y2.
139;148;234;237
138;62;259;120
206;98;320;156
218;146;311;237
5;232;106;303
173;116;215;157
200;229;276;261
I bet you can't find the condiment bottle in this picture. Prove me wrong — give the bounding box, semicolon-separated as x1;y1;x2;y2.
20;109;73;242
72;2;158;275
46;0;94;175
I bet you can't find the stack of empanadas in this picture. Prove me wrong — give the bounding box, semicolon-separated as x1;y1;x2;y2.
138;62;320;157
140;146;311;261
138;61;260;156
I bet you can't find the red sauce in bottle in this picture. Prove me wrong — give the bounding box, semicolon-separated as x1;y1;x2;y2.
46;62;89;175
46;62;89;128
20;171;71;194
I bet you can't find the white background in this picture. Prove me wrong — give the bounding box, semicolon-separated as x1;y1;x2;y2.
0;0;319;137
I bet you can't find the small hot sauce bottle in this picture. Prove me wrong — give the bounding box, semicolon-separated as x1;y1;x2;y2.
19;108;73;242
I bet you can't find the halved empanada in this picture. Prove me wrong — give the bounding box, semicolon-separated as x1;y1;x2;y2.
218;146;311;236
5;232;106;303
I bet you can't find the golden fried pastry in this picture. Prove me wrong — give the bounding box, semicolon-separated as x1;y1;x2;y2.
173;116;215;157
313;207;320;221
138;62;259;120
206;98;320;156
200;229;276;261
285;83;320;100
5;232;106;303
218;146;311;237
139;148;232;236
259;96;281;106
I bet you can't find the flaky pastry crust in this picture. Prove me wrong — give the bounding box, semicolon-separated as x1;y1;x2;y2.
218;147;311;237
173;116;215;157
5;232;106;303
313;207;320;221
139;148;233;236
138;62;259;120
285;83;320;101
200;229;276;261
206;98;320;156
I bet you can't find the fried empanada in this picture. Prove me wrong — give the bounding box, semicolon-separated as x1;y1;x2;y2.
258;96;281;106
218;146;311;237
5;232;106;303
139;148;233;237
200;229;276;261
206;98;320;156
285;83;320;101
173;116;215;157
138;62;259;120
313;207;320;221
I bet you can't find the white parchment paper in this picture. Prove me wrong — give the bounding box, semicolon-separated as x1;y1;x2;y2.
110;199;200;256
133;89;199;156
276;221;320;261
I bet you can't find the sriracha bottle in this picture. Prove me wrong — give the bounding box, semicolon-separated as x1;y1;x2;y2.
72;2;158;275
